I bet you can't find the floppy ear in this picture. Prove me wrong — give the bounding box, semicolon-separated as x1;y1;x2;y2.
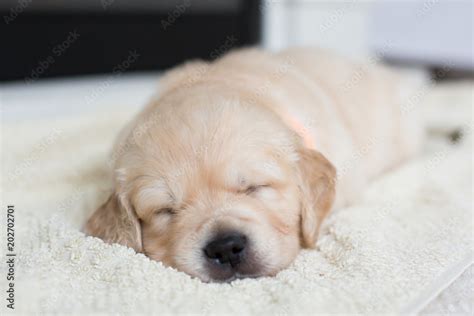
297;147;336;248
84;192;142;252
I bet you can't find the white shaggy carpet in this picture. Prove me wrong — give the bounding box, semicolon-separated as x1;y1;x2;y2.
1;78;472;315
420;265;473;315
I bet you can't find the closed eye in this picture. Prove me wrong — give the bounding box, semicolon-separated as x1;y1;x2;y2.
154;207;177;216
244;184;270;195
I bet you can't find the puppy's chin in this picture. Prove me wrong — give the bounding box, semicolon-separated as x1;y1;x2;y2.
179;260;276;283
155;247;273;283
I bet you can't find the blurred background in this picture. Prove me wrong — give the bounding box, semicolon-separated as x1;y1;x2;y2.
0;0;472;120
0;0;472;81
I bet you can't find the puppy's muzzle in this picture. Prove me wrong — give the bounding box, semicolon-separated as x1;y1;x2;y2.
204;233;247;267
203;232;260;281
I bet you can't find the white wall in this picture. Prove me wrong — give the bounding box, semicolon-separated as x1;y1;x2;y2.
262;0;473;70
262;0;376;59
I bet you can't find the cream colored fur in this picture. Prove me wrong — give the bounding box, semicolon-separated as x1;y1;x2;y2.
84;48;423;281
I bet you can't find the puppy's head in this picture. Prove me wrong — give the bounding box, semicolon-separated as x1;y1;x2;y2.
85;92;336;282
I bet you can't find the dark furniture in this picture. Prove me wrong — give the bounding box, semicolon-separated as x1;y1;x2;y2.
0;0;261;82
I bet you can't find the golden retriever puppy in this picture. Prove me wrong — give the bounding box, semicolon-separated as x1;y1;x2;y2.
85;48;422;282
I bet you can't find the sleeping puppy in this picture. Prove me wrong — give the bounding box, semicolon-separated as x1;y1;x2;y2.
85;48;422;282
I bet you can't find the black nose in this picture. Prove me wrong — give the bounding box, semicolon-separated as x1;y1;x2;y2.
204;233;247;267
